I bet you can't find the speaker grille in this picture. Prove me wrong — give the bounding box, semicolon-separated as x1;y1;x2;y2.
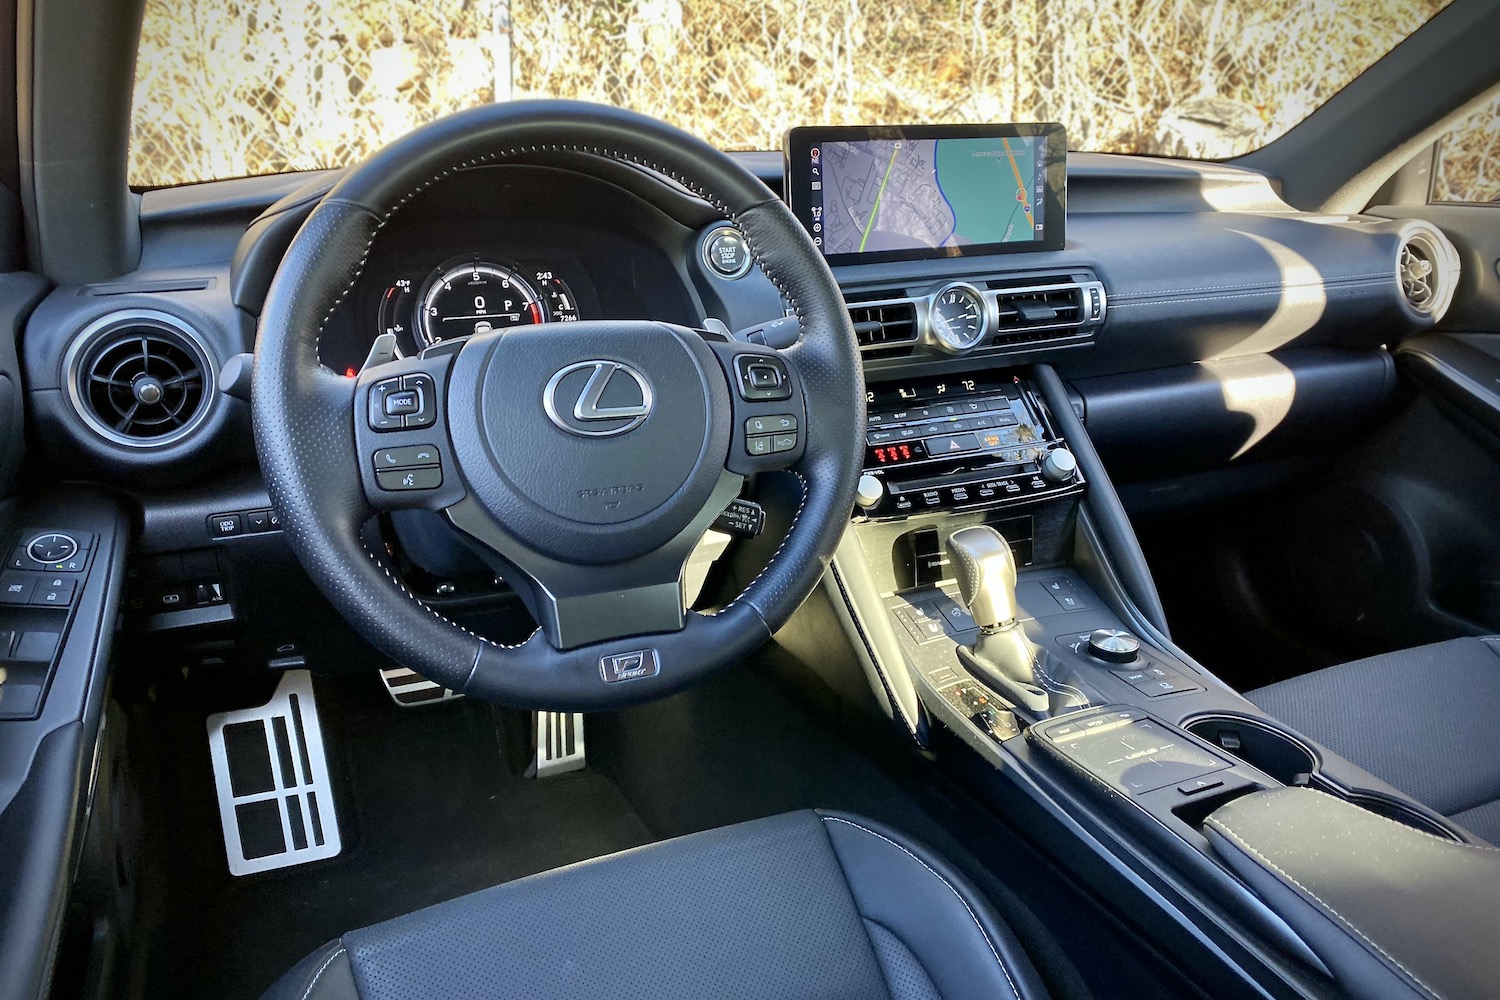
66;311;215;448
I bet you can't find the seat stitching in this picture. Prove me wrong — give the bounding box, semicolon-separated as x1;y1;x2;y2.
299;946;347;1000
1204;817;1444;1000
822;816;1021;1000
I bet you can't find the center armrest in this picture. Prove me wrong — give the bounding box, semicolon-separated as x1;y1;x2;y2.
1205;787;1500;1000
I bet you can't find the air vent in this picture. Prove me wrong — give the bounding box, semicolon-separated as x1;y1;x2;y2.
848;301;918;357
1395;222;1459;320
992;284;1086;345
65;310;216;449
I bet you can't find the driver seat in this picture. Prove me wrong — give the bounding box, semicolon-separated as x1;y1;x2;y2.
260;810;1049;1000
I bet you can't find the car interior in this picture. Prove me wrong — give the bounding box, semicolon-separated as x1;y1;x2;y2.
4;1;1500;999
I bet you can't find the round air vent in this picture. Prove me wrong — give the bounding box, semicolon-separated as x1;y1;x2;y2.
64;310;217;449
1394;221;1460;321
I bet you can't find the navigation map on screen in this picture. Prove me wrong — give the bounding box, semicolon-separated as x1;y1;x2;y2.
809;135;1048;257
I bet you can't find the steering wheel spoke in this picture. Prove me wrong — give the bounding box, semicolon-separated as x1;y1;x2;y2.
351;354;467;513
446;470;743;649
709;340;809;476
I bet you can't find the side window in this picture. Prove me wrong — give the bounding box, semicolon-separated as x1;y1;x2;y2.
1432;94;1500;204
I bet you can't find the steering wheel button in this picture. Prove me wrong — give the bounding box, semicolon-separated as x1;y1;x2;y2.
376;467;442;492
745;414;797;436
734;355;792;401
771;433;798;454
374;445;441;470
401;374;438;428
745;434;773;457
367;378;404;431
384;390;421;416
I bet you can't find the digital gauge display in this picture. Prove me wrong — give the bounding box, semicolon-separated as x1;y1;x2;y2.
377;257;582;350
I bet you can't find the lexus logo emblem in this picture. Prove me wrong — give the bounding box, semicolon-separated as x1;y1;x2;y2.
543;360;654;437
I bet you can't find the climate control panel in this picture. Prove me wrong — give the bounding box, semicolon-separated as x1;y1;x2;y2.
855;372;1084;520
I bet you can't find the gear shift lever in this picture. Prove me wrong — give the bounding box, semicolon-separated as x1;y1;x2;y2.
948;525;1020;630
947;526;1064;716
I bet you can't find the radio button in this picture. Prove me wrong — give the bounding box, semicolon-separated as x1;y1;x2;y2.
920;491;943;507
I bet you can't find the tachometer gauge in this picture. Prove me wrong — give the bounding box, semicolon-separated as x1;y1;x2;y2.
417;260;543;346
927;283;987;354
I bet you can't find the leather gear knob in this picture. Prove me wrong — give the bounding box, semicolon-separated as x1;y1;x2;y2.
947;526;1019;630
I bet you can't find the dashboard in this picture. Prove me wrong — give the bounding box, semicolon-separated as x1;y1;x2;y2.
15;149;1450;496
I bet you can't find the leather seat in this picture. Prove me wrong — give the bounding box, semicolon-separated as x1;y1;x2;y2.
1247;636;1500;843
261;809;1050;1000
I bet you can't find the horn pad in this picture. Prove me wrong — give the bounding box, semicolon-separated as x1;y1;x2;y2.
445;321;732;564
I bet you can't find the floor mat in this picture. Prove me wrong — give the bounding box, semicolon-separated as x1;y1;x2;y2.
140;673;652;1000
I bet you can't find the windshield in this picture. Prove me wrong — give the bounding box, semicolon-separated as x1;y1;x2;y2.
128;0;1453;187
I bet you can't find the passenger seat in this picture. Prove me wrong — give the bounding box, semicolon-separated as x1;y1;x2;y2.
1247;637;1500;844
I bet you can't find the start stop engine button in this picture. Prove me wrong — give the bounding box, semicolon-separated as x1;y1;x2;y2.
704;227;752;279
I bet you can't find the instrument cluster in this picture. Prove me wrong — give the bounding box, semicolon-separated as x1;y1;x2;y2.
375;255;583;358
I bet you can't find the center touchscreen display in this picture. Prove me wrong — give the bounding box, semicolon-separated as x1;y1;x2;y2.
784;124;1067;264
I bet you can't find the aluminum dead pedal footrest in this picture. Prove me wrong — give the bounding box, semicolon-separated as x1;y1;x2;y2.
533;711;586;777
206;670;341;875
379;666;462;707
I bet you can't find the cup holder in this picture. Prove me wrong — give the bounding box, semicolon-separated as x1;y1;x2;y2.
1185;714;1464;840
1184;714;1318;786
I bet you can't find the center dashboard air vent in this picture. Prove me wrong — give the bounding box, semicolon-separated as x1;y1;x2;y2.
845;275;1106;360
65;310;217;449
847;299;919;357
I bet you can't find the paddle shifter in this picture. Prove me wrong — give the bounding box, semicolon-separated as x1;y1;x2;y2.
947;526;1082;717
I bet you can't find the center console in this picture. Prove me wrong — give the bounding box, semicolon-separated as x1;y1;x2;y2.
784;121;1478;1000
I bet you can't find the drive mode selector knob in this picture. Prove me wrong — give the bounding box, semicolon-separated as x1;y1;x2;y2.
855;474;885;510
1088;628;1140;664
1041;448;1078;484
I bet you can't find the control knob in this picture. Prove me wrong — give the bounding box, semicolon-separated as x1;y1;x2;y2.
855;474;885;510
1041;448;1078;484
1087;628;1140;664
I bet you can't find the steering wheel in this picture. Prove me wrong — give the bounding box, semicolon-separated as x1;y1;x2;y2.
252;101;865;710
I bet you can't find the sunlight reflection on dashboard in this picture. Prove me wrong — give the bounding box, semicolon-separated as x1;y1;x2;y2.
1215;231;1327;358
1201;353;1298;461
